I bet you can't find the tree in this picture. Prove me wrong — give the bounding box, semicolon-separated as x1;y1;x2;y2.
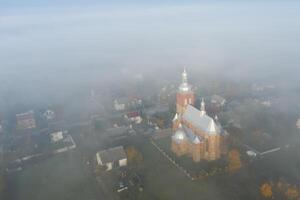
225;126;243;147
228;149;241;172
285;186;299;200
261;182;273;198
125;146;143;166
276;180;285;191
155;118;165;128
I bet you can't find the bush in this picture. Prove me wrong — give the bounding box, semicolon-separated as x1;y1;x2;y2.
125;146;143;166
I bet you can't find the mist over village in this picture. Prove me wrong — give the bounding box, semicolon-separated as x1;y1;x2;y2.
1;1;300;200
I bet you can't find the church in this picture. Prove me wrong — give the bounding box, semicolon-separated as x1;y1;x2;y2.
171;68;228;162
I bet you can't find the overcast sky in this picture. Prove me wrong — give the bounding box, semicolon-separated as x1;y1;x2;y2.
0;1;300;107
1;1;300;72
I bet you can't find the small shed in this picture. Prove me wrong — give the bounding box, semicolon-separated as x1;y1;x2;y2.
96;146;127;171
50;131;64;143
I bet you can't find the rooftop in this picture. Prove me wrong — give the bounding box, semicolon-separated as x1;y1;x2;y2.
16;110;35;121
97;146;127;164
182;105;220;135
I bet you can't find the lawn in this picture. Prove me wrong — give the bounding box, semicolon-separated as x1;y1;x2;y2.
3;124;104;200
126;137;227;200
4;126;280;200
5;149;98;200
122;135;266;200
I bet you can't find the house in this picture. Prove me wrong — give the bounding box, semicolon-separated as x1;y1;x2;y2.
16;110;36;130
96;146;127;171
261;100;272;107
125;111;142;124
43;110;55;121
252;84;275;92
211;94;226;107
114;99;126;111
114;97;143;111
50;131;64;143
143;104;169;123
105;126;129;138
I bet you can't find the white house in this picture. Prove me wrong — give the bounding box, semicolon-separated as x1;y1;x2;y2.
44;110;55;120
96;146;127;171
50;131;64;143
114;97;143;111
246;151;257;158
114;100;126;111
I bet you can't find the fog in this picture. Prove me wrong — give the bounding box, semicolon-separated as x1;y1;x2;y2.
2;1;300;200
0;1;299;108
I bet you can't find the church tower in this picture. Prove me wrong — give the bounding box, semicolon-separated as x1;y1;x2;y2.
176;68;195;115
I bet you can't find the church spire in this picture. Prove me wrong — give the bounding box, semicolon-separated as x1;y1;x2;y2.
178;67;191;92
200;98;206;116
182;66;188;84
214;115;219;121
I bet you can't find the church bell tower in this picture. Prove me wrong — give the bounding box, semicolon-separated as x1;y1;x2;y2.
176;68;195;115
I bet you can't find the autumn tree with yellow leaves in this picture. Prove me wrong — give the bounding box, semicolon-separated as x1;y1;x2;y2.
261;182;273;198
260;180;300;200
125;146;143;166
285;186;299;200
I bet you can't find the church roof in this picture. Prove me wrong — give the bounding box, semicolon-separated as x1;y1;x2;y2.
97;146;127;164
172;124;203;143
173;124;204;144
172;113;178;121
207;119;218;133
172;125;187;142
193;136;201;144
182;105;220;135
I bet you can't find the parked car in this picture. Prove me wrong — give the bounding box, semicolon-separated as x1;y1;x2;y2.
116;181;128;193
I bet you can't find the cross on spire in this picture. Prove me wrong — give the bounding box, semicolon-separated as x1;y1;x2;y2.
182;66;188;84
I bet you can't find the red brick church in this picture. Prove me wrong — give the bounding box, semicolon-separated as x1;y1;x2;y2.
171;68;228;162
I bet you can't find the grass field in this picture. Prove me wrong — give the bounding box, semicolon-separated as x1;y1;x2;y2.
7;125;300;200
4;125;102;200
126;137;228;200
4;134;260;200
129;136;266;200
5;150;98;200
